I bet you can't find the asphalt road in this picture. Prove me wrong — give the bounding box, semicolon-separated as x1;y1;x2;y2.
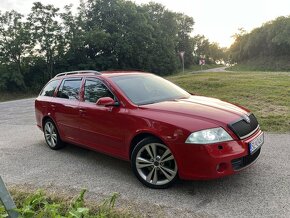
193;66;229;73
0;98;289;217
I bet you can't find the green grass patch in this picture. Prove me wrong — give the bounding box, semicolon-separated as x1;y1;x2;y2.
0;92;36;102
166;71;290;133
0;189;134;218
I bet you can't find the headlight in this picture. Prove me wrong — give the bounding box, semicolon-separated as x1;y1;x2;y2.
185;127;233;144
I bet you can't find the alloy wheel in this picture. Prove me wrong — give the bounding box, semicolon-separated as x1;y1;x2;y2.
134;142;178;187
44;121;58;148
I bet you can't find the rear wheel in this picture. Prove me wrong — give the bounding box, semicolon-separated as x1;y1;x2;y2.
43;119;64;150
131;137;178;189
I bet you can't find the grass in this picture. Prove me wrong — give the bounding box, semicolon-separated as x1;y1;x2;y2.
0;92;36;102
166;71;290;133
0;188;135;218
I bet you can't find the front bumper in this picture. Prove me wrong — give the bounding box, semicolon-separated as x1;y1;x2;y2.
172;129;263;180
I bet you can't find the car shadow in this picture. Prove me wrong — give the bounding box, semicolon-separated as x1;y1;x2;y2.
35;140;263;203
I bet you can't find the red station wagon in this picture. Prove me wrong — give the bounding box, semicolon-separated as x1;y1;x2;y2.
35;70;264;188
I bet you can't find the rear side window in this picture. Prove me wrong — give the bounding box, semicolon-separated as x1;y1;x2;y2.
40;80;60;97
84;79;114;103
57;79;82;101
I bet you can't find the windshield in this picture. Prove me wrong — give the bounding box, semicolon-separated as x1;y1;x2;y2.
111;74;190;105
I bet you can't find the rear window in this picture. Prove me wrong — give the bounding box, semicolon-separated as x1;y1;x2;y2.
57;79;82;101
40;80;60;97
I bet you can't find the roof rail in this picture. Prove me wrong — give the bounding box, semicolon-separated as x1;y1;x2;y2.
54;70;101;78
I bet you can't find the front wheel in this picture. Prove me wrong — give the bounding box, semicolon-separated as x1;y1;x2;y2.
43;119;64;150
131;137;178;189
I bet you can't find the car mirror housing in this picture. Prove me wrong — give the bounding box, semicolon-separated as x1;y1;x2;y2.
96;97;119;107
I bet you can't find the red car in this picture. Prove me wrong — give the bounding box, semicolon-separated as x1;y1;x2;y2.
35;70;264;188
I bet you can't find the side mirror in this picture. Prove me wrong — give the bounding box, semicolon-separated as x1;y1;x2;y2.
96;97;119;107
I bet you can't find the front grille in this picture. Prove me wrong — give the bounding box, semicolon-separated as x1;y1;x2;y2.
228;114;259;139
231;148;261;170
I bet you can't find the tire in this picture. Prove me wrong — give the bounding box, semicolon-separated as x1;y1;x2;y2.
131;137;178;189
43;119;64;150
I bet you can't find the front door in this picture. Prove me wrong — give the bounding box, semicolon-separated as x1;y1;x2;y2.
78;78;126;157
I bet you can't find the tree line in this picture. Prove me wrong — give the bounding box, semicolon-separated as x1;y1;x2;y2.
228;16;290;70
0;0;225;92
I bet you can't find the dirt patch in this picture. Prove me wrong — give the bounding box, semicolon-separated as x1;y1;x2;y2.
260;105;289;116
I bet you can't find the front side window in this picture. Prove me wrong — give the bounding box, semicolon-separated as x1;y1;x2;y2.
84;79;114;103
40;79;60;97
57;79;82;100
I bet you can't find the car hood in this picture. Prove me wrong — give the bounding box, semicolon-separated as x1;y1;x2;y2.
139;96;249;125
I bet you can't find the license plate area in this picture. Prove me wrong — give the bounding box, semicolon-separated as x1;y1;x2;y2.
249;133;264;154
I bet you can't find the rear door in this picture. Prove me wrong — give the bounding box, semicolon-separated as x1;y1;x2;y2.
51;78;82;143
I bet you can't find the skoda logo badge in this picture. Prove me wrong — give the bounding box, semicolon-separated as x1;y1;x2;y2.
243;115;251;124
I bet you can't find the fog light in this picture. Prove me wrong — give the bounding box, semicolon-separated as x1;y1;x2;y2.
216;163;227;173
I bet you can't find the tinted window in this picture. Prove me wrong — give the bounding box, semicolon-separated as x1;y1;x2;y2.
40;80;60;97
111;74;190;105
57;79;82;100
84;79;114;103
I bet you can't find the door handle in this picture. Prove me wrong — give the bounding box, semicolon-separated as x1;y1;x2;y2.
79;109;86;114
65;105;78;109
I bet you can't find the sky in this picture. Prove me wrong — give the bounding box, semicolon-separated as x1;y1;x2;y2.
1;0;290;47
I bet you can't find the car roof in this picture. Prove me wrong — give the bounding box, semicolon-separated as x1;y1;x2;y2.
101;70;150;78
53;70;149;79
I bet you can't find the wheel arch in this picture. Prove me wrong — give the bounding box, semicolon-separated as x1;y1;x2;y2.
42;116;62;140
129;131;165;160
42;116;55;130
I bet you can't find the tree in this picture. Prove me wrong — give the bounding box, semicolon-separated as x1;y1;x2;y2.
59;4;88;71
27;2;63;79
0;0;227;92
209;42;225;63
0;10;31;90
228;28;248;63
192;35;210;61
141;2;180;74
176;13;195;67
228;16;290;64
